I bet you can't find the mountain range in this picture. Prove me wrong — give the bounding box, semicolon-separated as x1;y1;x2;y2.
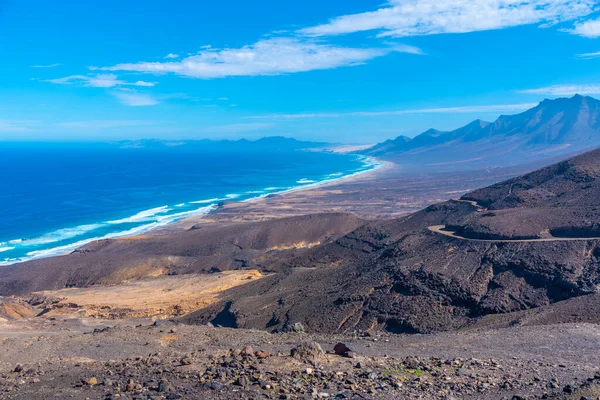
364;95;600;170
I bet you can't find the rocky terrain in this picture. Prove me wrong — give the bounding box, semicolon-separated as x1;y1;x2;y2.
2;140;600;398
0;213;363;295
4;148;600;337
454;148;600;240
186;148;600;335
1;318;600;399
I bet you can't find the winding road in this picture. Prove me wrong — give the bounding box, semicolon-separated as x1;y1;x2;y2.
427;199;600;243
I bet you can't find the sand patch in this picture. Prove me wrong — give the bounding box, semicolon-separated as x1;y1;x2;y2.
268;241;321;251
34;270;264;319
0;301;36;320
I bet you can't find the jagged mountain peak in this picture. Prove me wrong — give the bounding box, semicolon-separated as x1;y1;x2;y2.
364;96;600;169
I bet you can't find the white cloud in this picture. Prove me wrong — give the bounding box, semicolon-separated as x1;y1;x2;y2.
299;0;597;37
519;84;600;96
44;74;156;88
576;51;600;59
31;63;62;68
111;91;159;107
567;17;600;38
247;103;538;120
56;120;160;129
164;53;180;59
390;44;426;55
132;80;156;87
97;37;422;79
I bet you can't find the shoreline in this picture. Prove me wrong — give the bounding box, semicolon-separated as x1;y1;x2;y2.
161;156;392;231
1;155;387;266
242;156;388;203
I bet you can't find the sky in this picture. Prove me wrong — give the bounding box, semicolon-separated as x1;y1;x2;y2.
1;0;600;143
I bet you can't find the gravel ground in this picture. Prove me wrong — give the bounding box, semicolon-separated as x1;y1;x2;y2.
0;319;599;399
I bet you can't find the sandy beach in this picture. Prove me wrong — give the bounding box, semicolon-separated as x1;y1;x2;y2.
162;157;532;233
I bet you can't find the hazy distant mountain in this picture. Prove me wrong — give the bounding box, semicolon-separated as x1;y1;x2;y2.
364;95;600;170
114;136;330;152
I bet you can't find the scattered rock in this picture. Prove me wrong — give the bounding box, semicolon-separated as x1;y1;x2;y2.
284;322;306;333
180;355;192;365
82;377;97;386
236;375;250;388
255;350;270;359
158;378;170;393
404;356;420;369
563;384;576;393
290;341;325;365
241;345;254;357
333;342;352;356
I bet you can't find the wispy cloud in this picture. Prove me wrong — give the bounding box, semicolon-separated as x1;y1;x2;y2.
111;91;159;107
0;118;273;138
299;0;597;37
44;73;156;88
247;103;538;120
31;63;62;68
0;120;40;132
203;123;273;134
576;51;600;59
566;17;600;38
96;37;423;79
519;84;600;96
164;53;180;59
389;44;426;55
56;120;161;130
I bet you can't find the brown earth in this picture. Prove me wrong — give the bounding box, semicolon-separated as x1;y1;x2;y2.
185;149;600;335
1;318;600;399
31;270;265;320
0;213;363;296
2;148;600;398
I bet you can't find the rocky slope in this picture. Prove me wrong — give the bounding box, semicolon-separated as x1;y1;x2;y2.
453;147;600;239
0;213;363;295
187;149;600;334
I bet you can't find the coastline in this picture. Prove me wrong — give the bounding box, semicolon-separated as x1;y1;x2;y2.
243;156;388;202
1;155;386;266
161;156;391;231
151;155;390;231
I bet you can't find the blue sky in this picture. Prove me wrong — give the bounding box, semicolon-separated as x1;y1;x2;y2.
1;0;600;143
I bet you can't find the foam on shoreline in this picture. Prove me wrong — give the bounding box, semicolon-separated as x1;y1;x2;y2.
0;155;383;266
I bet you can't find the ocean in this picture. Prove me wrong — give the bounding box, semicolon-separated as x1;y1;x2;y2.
0;141;377;265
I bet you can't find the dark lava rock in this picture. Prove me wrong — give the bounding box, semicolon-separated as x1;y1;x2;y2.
333;342;352;356
158;379;171;393
180;356;192;366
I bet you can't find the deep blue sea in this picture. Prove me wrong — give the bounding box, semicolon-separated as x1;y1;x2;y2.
0;141;376;265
